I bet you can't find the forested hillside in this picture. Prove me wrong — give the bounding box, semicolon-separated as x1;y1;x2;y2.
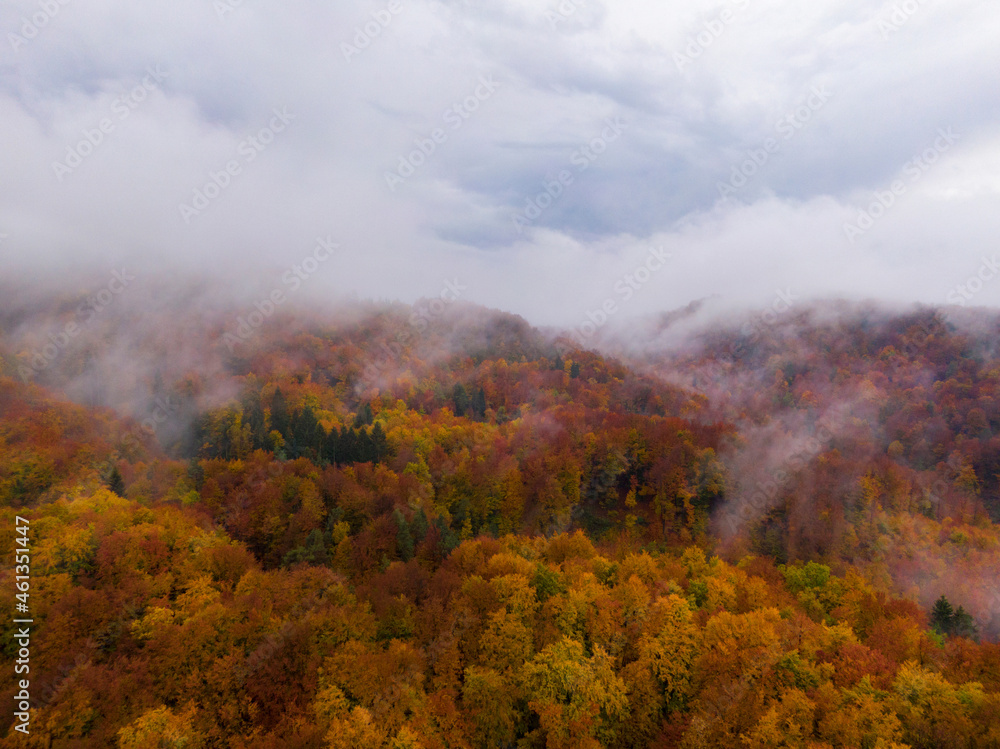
3;291;1000;747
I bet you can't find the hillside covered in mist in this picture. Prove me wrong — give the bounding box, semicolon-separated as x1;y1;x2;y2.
3;283;1000;748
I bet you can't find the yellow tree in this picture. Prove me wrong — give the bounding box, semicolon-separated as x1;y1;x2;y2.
519;637;629;749
118;704;204;749
741;688;816;749
815;679;910;749
639;594;701;711
685;608;785;746
462;666;521;748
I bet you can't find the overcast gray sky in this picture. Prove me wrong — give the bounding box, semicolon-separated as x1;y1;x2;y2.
2;0;999;326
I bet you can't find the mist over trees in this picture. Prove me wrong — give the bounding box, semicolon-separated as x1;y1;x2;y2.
4;291;1000;746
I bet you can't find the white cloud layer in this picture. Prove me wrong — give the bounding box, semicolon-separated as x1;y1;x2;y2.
2;0;999;326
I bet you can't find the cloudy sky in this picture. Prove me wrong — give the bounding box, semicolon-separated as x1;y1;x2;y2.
2;0;999;327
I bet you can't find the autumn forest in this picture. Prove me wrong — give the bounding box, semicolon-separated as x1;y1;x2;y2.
4;287;1000;748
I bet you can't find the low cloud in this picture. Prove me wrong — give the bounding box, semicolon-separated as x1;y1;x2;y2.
0;0;998;324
